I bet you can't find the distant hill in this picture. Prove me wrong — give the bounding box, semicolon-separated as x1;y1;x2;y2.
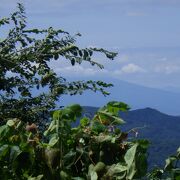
61;78;180;115
82;106;180;169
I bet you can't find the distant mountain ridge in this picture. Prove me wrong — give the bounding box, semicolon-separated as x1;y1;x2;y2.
61;79;180;115
82;106;180;168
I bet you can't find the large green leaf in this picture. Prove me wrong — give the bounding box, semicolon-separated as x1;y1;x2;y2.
97;110;125;125
125;143;138;167
10;145;22;162
107;101;130;115
63;150;76;168
127;161;136;180
124;143;138;179
114;164;128;179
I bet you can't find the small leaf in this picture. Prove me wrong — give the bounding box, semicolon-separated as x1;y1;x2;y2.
49;136;59;147
164;156;177;171
79;50;83;57
7;120;15;127
54;54;59;60
71;58;75;66
80;117;90;127
28;175;44;180
44;120;56;136
60;171;69;180
0;144;9;158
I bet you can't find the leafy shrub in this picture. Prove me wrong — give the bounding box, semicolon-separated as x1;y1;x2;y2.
0;101;149;179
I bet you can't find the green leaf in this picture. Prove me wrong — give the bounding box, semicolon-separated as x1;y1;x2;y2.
136;139;149;149
48;136;59;147
60;171;69;180
105;164;127;179
94;134;112;143
28;175;44;180
113;164;127;179
44;120;56;136
63;150;76;168
94;162;105;172
97;110;125;125
72;177;85;180
90;171;98;180
0;125;11;141
127;161;136;180
67;104;82;117
0;144;9;159
125;143;138;167
53;110;62;120
80;117;90;127
107;101;130;115
165;156;177;171
6;120;15;127
91;121;106;133
10;145;22;162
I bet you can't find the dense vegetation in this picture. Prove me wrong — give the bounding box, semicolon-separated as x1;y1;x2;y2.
0;4;179;180
82;106;180;169
0;3;116;124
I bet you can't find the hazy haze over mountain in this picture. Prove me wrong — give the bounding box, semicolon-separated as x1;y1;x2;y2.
61;78;180;116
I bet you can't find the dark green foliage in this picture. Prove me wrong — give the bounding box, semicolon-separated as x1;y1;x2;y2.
0;102;150;179
81;106;180;169
0;3;116;123
0;3;179;180
147;147;180;179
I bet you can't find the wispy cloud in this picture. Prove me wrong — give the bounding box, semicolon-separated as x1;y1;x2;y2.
114;63;146;74
155;64;180;74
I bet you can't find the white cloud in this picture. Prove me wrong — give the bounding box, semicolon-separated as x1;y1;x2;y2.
155;64;180;74
114;63;146;74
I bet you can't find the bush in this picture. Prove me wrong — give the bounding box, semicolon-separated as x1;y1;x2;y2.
0;101;150;179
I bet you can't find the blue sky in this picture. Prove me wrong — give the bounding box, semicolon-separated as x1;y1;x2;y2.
1;0;180;92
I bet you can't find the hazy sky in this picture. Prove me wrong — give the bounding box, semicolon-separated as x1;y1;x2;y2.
1;0;180;92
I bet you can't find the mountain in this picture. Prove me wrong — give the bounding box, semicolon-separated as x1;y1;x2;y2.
82;106;180;169
60;79;180;116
